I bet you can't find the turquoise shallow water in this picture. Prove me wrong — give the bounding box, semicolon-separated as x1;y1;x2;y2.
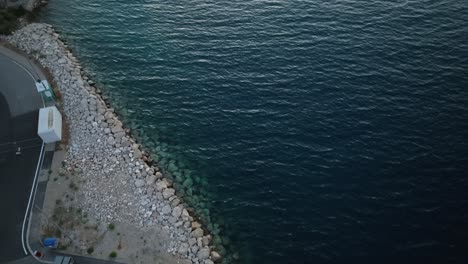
40;0;468;263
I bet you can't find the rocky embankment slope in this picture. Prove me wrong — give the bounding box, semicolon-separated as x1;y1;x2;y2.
7;23;221;264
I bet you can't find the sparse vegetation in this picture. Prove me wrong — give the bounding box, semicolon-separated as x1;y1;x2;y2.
58;242;68;250
87;247;94;254
109;251;117;258
55;229;62;237
108;223;115;230
117;237;122;250
69;182;78;191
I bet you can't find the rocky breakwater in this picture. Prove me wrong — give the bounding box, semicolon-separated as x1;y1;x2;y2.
7;23;222;264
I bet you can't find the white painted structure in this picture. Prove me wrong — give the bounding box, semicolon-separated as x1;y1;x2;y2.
35;80;54;100
37;106;62;143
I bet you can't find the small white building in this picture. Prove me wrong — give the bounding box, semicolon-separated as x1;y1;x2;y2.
37;106;62;143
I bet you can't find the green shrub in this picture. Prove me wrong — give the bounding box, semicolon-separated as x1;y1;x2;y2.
69;182;78;190
107;223;115;230
87;247;94;254
109;251;117;258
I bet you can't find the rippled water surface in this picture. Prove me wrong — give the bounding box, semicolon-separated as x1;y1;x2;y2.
40;0;468;263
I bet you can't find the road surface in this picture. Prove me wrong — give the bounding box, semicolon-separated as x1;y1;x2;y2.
0;44;44;263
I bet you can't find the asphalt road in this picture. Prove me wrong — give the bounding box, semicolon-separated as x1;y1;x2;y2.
0;45;44;263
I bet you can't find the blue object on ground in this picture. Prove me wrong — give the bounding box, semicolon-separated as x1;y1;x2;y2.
43;238;58;248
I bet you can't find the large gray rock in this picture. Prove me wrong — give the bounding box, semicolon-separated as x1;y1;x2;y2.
104;111;114;120
182;208;190;218
161;204;171;215
111;126;123;134
197;247;210;260
191;228;204;238
155;171;163;179
210;251;222;262
188;238;197;246
146;175;156;185
155;180;167;191
114;131;125;140
170;198;180;207
172;205;182;219
191;245;199;254
134;179;145;188
133;148;142;159
202;235;211;247
107;137;115;145
178;243;189;255
168;216;177;224
191;221;202;230
121;138;131;147
163;188;175;199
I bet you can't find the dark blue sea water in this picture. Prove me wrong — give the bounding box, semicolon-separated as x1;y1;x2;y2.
40;0;468;263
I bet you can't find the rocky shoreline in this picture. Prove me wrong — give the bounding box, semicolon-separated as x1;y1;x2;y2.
6;23;221;264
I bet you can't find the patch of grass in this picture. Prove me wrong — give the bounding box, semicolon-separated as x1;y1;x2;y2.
107;223;115;231
42;224;59;238
109;251;117;258
87;247;94;254
69;182;78;191
58;243;68;250
51;205;86;234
